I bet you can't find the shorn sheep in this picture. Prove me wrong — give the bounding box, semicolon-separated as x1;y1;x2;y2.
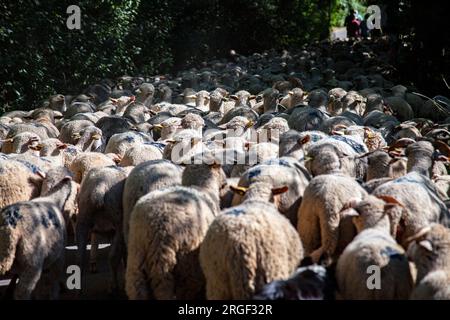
200;182;303;299
0;177;77;299
125;160;226;300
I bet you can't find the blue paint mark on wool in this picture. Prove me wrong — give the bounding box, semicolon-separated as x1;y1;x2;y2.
380;246;404;260
248;168;262;179
226;208;245;216
2;207;22;228
15;159;42;174
148;142;166;152
125;135;135;143
330;135;366;153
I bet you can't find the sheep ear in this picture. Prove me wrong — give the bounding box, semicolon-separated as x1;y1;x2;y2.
230;95;238;101
418;240;433;252
230;185;248;196
57;143;68;150
377;195;404;208
165;139;176;144
434;140;450;157
185;94;197;99
248;95;256;100
318;252;333;267
29;143;43;151
209;163;222;169
272;186;289;195
298;135;310;145
340;208;359;218
36;170;46;179
405;226;432;245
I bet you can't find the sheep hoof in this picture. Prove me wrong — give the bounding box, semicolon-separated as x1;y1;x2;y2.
89;262;97;274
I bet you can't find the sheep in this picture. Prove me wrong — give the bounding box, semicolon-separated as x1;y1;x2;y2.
1;132;41;154
405;140;446;179
69;152;118;183
33;117;60;138
0;177;77;299
304;142;364;179
95;116;137;145
219;106;259;127
31;138;67;158
297;174;368;262
58;120;94;144
342;91;366;116
288;107;329;132
230;157;310;226
153;117;182;141
181;113;205;131
0;159;44;210
119;143;164;167
125;160;226;299
200;182;303;299
336;195;414;299
163;129;206;164
123;103;150;125
65;101;96;119
47;94;67;112
327;88;347;115
135;83;155;107
384;96;415;122
122;160;183;245
76;166;131;293
365;150;405;181
72;126;103;152
407;224;450;299
279;130;327;160
104;131;148;157
372;172;450;244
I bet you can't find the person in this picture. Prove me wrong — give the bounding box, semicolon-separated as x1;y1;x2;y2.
344;9;361;38
360;13;371;38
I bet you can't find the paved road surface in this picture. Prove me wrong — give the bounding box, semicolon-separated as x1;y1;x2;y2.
331;27;347;41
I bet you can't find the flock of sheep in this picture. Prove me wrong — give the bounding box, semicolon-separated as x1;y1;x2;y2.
1;37;450;300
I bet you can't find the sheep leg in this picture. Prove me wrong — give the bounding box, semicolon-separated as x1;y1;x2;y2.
316;210;340;262
14;267;43;300
46;255;65;300
108;231;125;294
89;232;99;274
125;257;152;300
151;273;176;300
76;223;90;294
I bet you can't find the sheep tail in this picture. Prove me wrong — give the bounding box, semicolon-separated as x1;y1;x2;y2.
147;233;177;300
0;224;19;275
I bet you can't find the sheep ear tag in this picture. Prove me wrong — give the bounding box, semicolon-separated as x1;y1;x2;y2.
299;135;310;145
230;185;247;196
272;186;289;195
418;240;433;252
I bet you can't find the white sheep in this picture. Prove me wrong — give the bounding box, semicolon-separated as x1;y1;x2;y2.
200;182;303;299
336;195;414;299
